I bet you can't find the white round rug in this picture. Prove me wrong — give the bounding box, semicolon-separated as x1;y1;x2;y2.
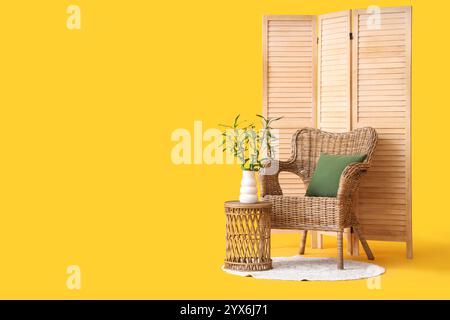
222;256;385;281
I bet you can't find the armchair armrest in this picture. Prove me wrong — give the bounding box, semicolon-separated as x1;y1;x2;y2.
261;159;298;174
337;163;371;200
260;159;307;197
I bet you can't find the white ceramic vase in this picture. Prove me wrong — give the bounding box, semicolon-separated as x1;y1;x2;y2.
239;170;259;203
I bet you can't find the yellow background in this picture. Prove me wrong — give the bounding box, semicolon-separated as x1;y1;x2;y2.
1;0;449;299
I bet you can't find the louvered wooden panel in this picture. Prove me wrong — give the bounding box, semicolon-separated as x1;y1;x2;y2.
352;7;412;257
263;16;317;196
318;11;351;132
314;11;353;251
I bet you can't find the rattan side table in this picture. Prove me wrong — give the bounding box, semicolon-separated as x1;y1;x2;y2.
224;201;272;271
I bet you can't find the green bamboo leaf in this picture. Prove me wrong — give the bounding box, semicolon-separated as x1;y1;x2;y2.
233;115;242;129
268;116;283;124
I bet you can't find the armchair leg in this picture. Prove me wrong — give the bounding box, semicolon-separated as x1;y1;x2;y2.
353;225;374;260
299;230;308;255
337;231;344;270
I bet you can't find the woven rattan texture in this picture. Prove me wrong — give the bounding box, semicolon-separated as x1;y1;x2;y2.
224;202;272;271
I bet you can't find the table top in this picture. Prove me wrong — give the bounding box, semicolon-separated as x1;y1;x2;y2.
224;201;272;209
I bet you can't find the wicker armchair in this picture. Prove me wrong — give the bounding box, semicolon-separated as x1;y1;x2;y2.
260;127;378;269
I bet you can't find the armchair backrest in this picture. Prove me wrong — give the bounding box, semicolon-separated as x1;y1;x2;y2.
290;127;378;179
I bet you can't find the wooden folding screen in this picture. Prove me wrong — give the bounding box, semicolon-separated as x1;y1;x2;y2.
262;7;412;257
262;16;317;196
352;7;412;257
318;10;352;133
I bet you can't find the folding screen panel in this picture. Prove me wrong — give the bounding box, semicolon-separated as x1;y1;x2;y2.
318;10;352;132
263;16;317;196
315;10;353;250
352;7;412;257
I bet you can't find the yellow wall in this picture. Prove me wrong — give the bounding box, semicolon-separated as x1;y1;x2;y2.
1;0;449;299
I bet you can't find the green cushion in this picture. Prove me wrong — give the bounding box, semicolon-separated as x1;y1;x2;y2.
305;153;367;197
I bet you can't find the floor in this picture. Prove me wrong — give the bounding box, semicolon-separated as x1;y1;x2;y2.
213;232;450;300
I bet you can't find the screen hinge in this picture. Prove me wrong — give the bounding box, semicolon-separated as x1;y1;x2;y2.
349;32;354;40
